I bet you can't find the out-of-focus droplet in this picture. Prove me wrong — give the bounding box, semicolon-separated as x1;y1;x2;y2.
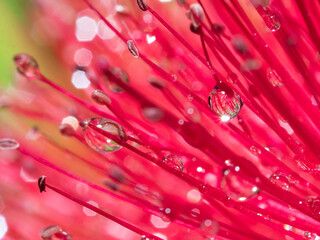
127;40;139;58
13;54;40;79
26;127;41;140
267;68;283;87
200;218;219;235
269;171;290;191
184;104;201;123
142;107;164;122
250;146;262;156
295;154;311;172
303;231;317;239
141;235;156;240
187;94;194;101
81;118;127;153
0;138;19;150
91;90;111;105
187;3;204;28
208;84;243;119
263;11;281;32
221;166;259;201
40;225;73;240
106;67;129;93
163;155;184;171
59;123;75;137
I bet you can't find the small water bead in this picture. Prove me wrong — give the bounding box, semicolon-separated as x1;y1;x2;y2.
163;155;184;172
127;40;139;58
308;197;320;216
81;118;127;153
106;67;129;93
142;107;164;122
200;218;219;235
91;90;111;105
0;138;19;150
40;225;73;240
267;68;283;87
263;10;281;32
141;235;156;240
250;146;262;156
221;168;260;201
13;53;40;79
208;84;243;119
269;171;290;191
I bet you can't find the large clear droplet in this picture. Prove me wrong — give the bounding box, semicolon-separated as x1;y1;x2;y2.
105;67;129;93
263;10;281;32
13;53;40;79
40;225;73;240
81;118;127;153
221;166;259;201
163;155;184;172
267;68;283;87
269;171;290;191
208;84;243;119
0;138;19;150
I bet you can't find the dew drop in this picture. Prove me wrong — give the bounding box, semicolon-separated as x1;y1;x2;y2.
200;218;219;235
208;84;243;119
308;196;320;216
141;235;155;240
269;171;290;191
263;10;281;32
0;138;19;150
106;67;129;93
59;124;75;137
40;225;73;240
267;68;283;87
163;155;184;171
221;166;259;201
13;53;40;79
187;94;194;101
81;118;127;153
250;146;262;156
170;74;177;82
127;40;139;58
142;107;164;122
91;90;111;105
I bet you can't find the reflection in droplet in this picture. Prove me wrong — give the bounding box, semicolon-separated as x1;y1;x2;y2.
0;138;19;150
250;146;262;156
13;53;40;79
267;68;283;87
208;85;243;119
81;118;127;153
127;40;139;58
163;155;184;171
269;171;290;191
263;11;281;32
105;67;129;93
40;225;73;240
221;167;259;201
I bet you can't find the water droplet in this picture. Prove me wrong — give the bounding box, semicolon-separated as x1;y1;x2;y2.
26;127;41;140
187;94;194;101
127;40;139;58
141;235;156;240
40;225;73;240
105;67;129;93
263;11;281;32
267;68;283;87
187;3;204;28
170;74;177;82
269;171;290;191
142;107;164;122
208;84;243;119
13;53;40;79
163;155;184;171
184;104;201;122
91;90;111;105
137;0;148;11
308;197;320;216
59;124;75;137
81;118;127;153
0;138;19;150
295;154;312;172
250;146;262;156
200;218;219;235
221;167;260;201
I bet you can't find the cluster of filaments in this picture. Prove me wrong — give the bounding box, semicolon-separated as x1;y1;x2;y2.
1;0;320;239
